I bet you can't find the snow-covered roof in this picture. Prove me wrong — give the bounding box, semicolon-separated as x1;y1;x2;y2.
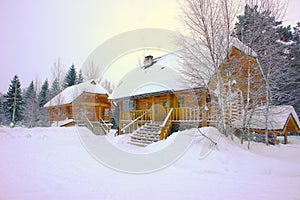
235;105;300;131
110;37;257;100
230;37;257;57
44;80;109;107
109;52;191;100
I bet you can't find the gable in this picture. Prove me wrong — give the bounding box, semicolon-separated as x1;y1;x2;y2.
285;114;300;133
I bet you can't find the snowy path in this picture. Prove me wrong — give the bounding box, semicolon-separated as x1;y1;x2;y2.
0;127;299;200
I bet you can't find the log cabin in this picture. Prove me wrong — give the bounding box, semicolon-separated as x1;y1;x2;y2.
109;38;273;146
44;80;111;129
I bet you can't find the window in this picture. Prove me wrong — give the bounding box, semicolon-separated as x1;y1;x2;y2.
206;94;211;103
162;101;167;107
178;96;184;108
104;108;109;116
123;99;134;111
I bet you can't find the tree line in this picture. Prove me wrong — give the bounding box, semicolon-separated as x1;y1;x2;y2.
0;62;83;127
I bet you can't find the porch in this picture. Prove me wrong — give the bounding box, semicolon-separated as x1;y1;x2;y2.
119;107;218;136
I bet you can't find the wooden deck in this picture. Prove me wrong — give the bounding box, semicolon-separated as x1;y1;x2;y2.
120;107;219;135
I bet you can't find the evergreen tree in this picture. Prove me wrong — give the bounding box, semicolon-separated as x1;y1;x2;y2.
3;75;24;125
234;5;291;106
49;78;61;99
23;81;37;127
38;80;49;108
285;22;300;118
77;69;84;84
0;93;5;125
63;64;77;88
234;4;295;144
37;79;50;126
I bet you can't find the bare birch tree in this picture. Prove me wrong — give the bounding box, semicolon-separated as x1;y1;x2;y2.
51;58;65;126
101;79;115;94
82;60;102;83
234;0;288;145
178;0;242;136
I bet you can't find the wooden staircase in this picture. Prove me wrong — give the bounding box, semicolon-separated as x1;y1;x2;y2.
90;121;107;135
77;116;111;135
129;123;161;147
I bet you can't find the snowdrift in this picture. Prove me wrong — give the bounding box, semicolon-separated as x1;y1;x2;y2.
0;126;299;200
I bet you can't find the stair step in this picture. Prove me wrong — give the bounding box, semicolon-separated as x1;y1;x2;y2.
136;130;160;135
129;122;162;147
131;135;160;141
130;138;153;144
128;141;148;147
144;124;160;127
134;133;160;138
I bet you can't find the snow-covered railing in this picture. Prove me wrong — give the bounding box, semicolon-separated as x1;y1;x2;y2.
121;110;150;134
122;109;151;121
172;107;202;122
160;108;173;140
84;116;95;133
99;116;112;135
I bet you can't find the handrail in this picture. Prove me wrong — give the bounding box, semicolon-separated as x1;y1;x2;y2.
99;116;110;134
123;109;149;120
159;108;174;140
84;115;94;132
160;108;174;128
121;110;149;132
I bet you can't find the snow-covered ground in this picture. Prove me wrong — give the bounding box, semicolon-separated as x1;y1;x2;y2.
0;126;299;200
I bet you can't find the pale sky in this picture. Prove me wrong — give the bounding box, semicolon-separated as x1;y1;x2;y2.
0;0;299;93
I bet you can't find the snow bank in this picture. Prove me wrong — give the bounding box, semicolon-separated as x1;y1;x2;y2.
0;126;299;200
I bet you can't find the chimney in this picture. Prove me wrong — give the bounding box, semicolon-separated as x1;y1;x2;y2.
143;55;153;68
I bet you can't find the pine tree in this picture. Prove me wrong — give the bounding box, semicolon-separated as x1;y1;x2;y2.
3;75;24;126
38;80;49;108
235;7;300;119
23;81;37;127
234;4;292;144
37;80;50;126
285;22;300;118
77;69;84;84
234;5;290;106
49;78;61;99
0;93;5;125
63;64;77;88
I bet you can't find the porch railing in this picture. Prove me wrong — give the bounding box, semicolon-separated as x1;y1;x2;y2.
122;107;218;124
160;108;173;140
121;110;150;134
172;107;202;122
99;116;112;134
122;109;151;122
120;106;219;137
84;115;94;133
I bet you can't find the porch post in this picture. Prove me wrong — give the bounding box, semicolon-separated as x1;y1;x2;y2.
284;131;288;144
118;100;123;135
201;90;207;127
167;94;171;112
274;133;278;145
151;96;155;122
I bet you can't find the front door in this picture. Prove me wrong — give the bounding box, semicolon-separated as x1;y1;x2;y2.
154;97;167;122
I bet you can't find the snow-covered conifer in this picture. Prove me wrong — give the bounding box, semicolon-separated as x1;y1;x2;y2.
63;64;77;88
3;75;24;125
